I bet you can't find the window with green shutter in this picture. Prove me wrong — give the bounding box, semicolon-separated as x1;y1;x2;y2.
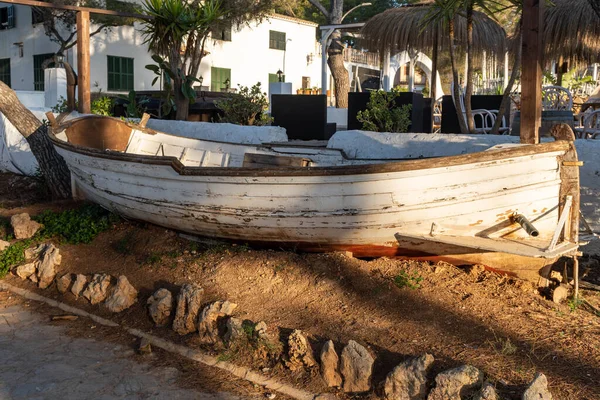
211;67;231;92
0;58;10;87
33;53;55;91
269;30;286;50
0;6;16;30
107;56;134;92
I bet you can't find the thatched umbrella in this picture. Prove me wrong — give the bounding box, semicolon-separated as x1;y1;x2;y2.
361;4;506;132
361;5;506;56
544;0;600;66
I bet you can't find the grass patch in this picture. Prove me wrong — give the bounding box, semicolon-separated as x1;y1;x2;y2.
34;204;119;244
0;217;13;241
144;252;162;265
568;296;584;312
0;239;33;278
393;270;423;290
113;232;135;254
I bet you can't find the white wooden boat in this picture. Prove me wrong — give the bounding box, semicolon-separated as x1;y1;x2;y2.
48;115;581;283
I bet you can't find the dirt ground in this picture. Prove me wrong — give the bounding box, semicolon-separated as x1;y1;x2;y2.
1;172;600;399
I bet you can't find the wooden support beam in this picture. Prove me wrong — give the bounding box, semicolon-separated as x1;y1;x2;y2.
77;11;91;114
520;0;544;144
1;0;149;19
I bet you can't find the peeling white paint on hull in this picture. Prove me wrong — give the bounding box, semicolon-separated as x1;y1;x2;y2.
49;116;581;282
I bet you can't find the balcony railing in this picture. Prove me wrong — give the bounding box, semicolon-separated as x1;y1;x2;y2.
343;48;380;67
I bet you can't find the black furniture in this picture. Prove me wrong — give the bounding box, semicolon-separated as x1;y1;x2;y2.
441;95;508;133
271;94;336;140
347;91;425;132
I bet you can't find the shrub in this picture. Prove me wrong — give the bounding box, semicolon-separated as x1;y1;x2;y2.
91;96;114;116
216;83;272;126
34;204;119;244
357;88;412;133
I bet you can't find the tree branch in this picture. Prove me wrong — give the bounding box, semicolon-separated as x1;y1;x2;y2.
307;0;329;19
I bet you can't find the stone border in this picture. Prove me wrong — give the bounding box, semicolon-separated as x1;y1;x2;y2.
0;281;317;400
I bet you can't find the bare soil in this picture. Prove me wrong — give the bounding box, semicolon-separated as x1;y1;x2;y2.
2;172;600;399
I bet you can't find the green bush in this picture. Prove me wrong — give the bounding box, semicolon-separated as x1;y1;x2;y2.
216;83;272;126
91;96;114;116
357;88;412;133
34;204;119;244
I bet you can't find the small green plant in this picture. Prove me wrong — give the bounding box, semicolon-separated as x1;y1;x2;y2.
144;252;162;265
568;296;584;312
51;96;71;113
216;83;272;126
121;90;149;118
113;232;135;254
0;239;33;278
91;96;114;116
357;88;412;133
393;270;423;290
145;54;193;116
34;204;118;244
0;217;13;241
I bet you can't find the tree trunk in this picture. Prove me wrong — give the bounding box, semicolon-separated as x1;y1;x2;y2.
449;19;469;134
174;80;190;121
327;31;350;108
491;30;522;135
0;81;71;199
465;4;475;133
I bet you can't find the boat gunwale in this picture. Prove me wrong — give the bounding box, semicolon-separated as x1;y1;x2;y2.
49;115;572;178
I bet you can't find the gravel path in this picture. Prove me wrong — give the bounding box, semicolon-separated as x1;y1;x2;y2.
0;304;240;400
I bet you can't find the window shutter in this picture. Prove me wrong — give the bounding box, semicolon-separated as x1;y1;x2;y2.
7;6;15;29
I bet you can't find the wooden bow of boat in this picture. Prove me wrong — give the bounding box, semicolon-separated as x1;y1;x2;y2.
47;115;581;284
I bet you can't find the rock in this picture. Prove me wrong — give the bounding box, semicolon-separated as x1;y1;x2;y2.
468;265;486;277
172;283;204;335
24;244;45;260
286;329;317;371
0;239;9;251
82;274;112;304
198;300;237;343
384;353;434;400
552;284;570;304
104;275;138;313
29;272;38;283
320;340;342;387
37;244;62;289
15;263;36;280
475;382;499;400
71;274;87;298
147;288;173;326
522;373;552;400
427;365;483;400
340;340;374;393
10;213;42;239
138;337;152;355
224;317;243;343
255;321;268;339
56;273;73;294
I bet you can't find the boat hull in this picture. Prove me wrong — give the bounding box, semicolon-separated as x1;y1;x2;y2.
53;138;579;283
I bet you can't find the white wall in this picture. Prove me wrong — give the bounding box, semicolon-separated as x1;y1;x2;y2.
0;5;325;96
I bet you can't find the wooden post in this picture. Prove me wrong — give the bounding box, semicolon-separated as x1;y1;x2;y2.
76;11;91;114
520;0;544;144
430;26;439;132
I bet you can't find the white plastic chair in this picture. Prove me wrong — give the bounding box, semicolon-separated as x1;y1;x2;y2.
542;86;573;111
451;82;508;134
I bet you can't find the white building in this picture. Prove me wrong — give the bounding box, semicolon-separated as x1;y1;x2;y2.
0;3;380;101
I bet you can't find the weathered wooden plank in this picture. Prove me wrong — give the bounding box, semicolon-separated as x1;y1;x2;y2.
243;153;311;168
2;0;149;19
520;0;544;144
76;11;91;114
394;233;578;258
